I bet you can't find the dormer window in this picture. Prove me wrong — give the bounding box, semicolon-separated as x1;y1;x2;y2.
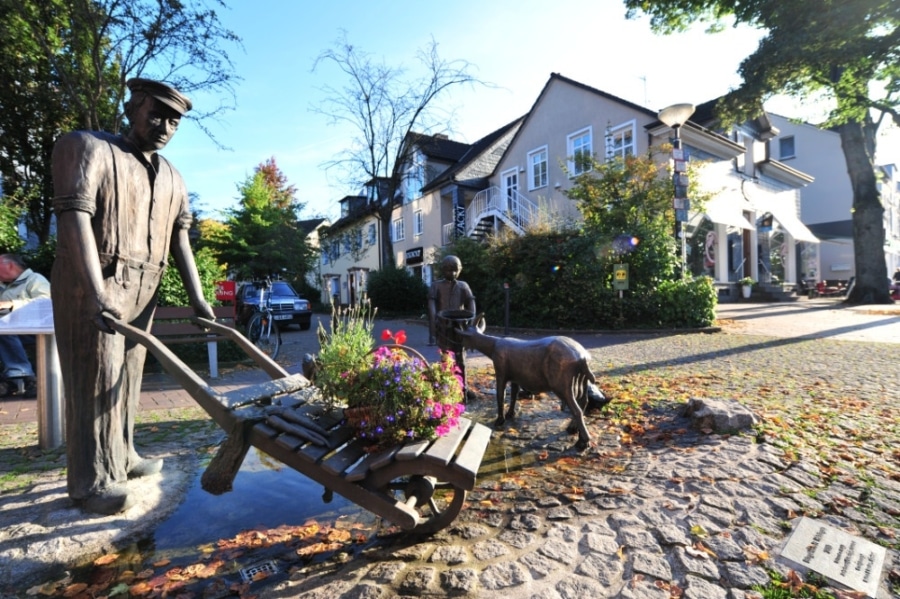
779;136;795;160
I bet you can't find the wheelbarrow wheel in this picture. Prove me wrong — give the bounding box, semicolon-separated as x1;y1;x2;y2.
382;474;466;534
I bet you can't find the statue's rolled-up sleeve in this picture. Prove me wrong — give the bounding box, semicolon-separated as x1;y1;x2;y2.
51;132;102;215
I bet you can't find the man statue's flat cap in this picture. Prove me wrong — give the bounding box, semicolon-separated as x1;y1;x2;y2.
126;78;192;114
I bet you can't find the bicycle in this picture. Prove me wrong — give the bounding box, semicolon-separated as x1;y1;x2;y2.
245;278;281;360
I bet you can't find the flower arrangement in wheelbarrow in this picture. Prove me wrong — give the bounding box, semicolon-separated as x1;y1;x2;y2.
342;329;466;451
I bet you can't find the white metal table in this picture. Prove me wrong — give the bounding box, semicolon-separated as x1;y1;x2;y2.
0;298;63;449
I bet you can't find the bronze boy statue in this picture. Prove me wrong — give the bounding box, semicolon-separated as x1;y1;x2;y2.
427;255;476;400
51;78;215;515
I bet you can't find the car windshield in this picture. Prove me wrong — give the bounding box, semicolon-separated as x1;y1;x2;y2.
270;282;297;296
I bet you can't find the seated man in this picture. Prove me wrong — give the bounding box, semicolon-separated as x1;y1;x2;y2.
0;254;51;397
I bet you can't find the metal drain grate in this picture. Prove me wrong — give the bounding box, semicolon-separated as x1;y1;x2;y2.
239;560;279;583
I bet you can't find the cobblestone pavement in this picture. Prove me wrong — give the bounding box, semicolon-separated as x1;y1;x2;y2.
1;300;899;598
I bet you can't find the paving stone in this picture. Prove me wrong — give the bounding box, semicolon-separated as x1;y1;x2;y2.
697;502;737;528
556;574;612;599
575;553;624;586
537;496;563;507
614;579;669;599
365;562;405;584
498;529;536;549
595;495;632;510
582;520;617;537
728;590;764;599
389;544;432;561
450;523;491;540
529;589;563;599
509;512;543;531
546;522;579;542
608;512;645;528
339;582;384;599
472;539;511;561
538;538;577;563
617;526;661;551
520;549;565;579
702;533;746;561
701;492;734;512
547;505;575;520
674;546;720;579
399;567;435;594
572;500;601;516
483;511;505;527
429;544;468;565
480;562;530;590
684;574;728;599
515;501;538;513
439;568;478;594
631;550;672;581
582;532;619;554
654;523;690;546
722;561;770;589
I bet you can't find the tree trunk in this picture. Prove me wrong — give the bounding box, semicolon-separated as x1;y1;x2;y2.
838;119;891;304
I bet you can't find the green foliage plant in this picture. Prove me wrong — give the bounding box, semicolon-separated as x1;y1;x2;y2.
315;302;376;411
365;265;428;314
157;247;224;307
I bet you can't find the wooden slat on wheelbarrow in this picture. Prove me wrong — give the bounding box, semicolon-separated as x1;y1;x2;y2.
421;418;472;467
451;422;492;490
220;374;311;410
321;438;369;476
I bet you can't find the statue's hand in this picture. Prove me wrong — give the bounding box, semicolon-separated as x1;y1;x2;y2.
193;300;216;322
93;294;122;334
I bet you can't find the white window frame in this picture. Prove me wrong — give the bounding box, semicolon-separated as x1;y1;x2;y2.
527;146;548;190
779;136;796;160
606;121;636;160
405;151;425;203
367;223;376;245
414;210;424;237
567;127;593;176
392;217;405;242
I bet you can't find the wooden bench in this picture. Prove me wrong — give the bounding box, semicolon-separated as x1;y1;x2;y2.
152;306;236;378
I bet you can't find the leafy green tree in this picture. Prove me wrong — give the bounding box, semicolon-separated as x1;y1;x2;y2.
625;0;899;303
366;265;428;314
0;199;25;254
157;247;224;307
313;32;485;268
207;158;316;281
0;0;240;246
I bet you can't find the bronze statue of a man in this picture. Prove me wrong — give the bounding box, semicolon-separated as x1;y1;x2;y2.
427;255;476;399
51;78;215;515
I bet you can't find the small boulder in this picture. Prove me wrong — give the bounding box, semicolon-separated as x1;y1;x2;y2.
682;397;758;432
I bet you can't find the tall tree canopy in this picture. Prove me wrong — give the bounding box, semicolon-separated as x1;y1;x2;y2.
312;31;484;268
625;0;900;303
205;158;316;281
0;0;240;244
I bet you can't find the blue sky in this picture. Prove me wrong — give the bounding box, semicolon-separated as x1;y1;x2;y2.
161;0;897;222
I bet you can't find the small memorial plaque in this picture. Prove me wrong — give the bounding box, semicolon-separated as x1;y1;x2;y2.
779;517;885;598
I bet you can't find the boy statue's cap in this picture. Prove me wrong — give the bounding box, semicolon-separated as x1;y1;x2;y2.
126;78;192;114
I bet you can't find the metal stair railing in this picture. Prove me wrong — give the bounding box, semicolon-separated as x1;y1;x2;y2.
467;186;540;237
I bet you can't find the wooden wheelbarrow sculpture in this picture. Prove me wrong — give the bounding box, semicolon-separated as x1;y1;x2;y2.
105;313;492;534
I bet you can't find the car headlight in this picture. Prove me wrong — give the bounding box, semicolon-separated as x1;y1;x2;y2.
294;300;306;310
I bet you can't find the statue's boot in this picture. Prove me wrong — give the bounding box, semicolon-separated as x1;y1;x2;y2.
128;457;164;479
78;483;135;515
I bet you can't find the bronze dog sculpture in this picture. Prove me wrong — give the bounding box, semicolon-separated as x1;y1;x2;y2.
459;315;596;450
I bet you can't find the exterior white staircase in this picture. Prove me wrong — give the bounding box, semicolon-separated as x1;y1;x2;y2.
467;186;539;239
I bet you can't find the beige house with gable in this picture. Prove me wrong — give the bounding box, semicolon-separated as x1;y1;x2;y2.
327;72;819;302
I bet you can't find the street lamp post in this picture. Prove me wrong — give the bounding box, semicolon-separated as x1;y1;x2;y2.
658;103;695;278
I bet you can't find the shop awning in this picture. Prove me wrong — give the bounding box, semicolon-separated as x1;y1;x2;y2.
756;198;819;243
702;196;756;230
